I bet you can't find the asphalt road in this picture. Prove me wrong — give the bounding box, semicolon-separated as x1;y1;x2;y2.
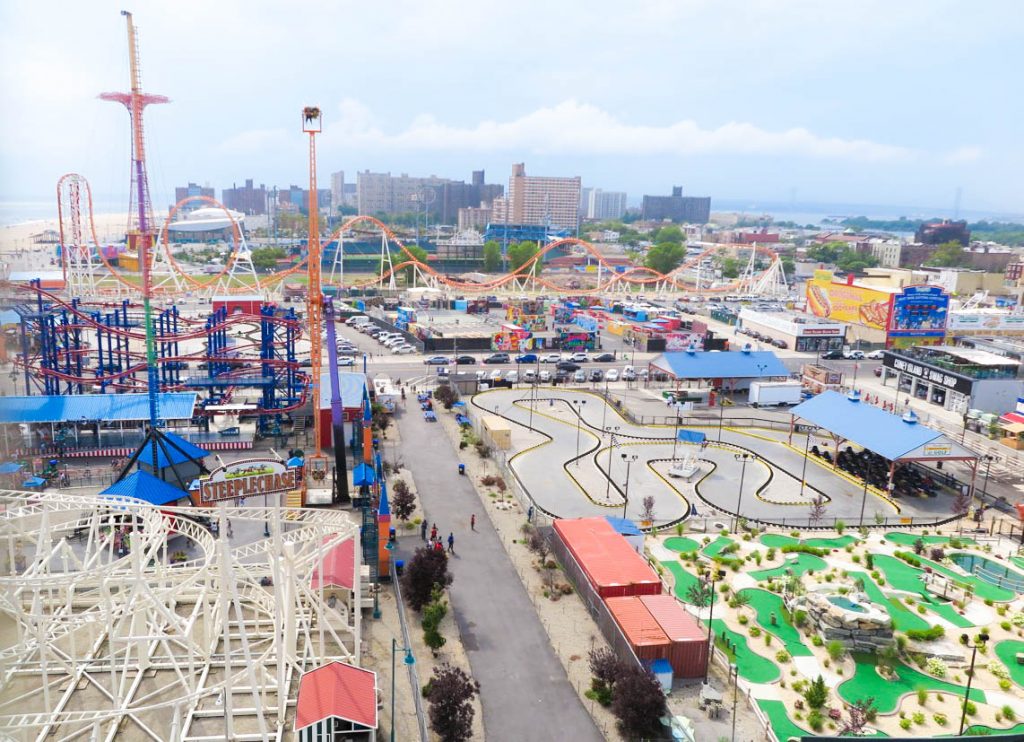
394;404;603;742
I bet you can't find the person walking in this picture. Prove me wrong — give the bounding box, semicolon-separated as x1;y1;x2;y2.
447;533;455;553
470;514;476;531
420;521;428;540
430;523;438;541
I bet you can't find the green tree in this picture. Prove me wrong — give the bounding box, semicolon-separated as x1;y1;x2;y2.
720;256;742;278
507;240;542;275
781;256;796;275
925;240;970;267
382;245;428;283
482;240;502;272
653;225;685;244
804;675;829;709
251;246;287;270
645;242;687;274
806;241;847;264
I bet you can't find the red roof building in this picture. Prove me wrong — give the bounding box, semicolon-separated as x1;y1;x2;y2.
311;537;355;591
553;517;662;598
295;661;378;740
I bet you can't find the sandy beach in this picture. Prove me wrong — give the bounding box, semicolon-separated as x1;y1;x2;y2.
0;212;130;254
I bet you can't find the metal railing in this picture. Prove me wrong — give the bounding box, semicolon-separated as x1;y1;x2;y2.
391;559;429;742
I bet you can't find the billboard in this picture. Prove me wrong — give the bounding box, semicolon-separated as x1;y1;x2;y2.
948;313;1024;333
887;285;949;338
198;458;300;505
805;271;891;330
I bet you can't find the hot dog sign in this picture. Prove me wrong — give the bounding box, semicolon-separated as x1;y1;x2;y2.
806;271;892;330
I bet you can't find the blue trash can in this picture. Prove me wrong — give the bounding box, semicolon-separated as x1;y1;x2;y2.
395;559;405;577
458;463;466;475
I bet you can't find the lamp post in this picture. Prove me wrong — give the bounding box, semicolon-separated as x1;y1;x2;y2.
717;388;727;443
858;476;870;528
729;663;740;742
391;637;416;742
572;399;587;465
958;632;989;735
671;405;683;460
733;453;753;532
798;425;815;499
703;568;726;682
604;426;620;500
621;452;638;519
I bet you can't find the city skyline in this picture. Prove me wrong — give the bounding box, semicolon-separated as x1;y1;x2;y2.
1;0;1021;217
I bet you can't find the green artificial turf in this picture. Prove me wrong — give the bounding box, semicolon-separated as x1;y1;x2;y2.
737;588;812;657
661;561;716;605
884;532;975;547
750;553;827;581
759;533;858;549
702;535;737;558
846;571;931;632
993;640;1024;689
663;536;701;553
709;619;780;683
838;652;985;714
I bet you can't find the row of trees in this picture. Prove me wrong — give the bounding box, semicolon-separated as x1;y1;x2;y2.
806;241;880;273
480;240;544;275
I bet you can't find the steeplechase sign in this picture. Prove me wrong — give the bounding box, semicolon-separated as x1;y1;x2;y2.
198;458;300;504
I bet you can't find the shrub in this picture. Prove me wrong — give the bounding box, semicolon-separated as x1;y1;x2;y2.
738;614;749;625
426;663;479;742
1001;621;1012;631
917;688;928;706
906;625;945;642
912;711;926;726
764;633;773;646
926;657;948;677
826;640;845;661
930;547;945;562
794;609;807;627
1004;705;1017;721
1012;612;1024;628
749;626;761;638
934;713;947;726
835;520;845;535
781;544;828;557
611;665;668;739
894;550;922;568
900;718;912;730
811;635;824;647
808;709;824;732
766;548;776;561
987;660;1010;680
1000;679;1012;691
962;700;977;717
803;675;829;710
775;650;791;663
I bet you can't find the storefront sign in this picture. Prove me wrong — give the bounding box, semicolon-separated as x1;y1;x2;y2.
948;313;1024;332
921;442;953;457
199;458;300;504
883;355;973;395
805;271;891;330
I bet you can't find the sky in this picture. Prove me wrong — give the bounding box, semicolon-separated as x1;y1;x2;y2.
1;0;1022;218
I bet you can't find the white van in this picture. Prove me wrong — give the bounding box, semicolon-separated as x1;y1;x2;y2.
346;315;369;326
489;369;503;382
506;370;519;383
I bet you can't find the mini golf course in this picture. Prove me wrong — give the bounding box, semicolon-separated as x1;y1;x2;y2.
913;553;1017;602
994;640;1024;688
661;561;716;605
868;556;976;629
702;535;737;558
839;653;986;714
709;619;780;683
663;536;701;554
884;532;975;548
737;588;812;657
759;533;859;550
756;699;810;741
750;553;827;581
847;570;931;632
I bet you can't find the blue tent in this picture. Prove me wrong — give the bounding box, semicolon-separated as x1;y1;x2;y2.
101;470;188;506
0;462;23;474
676;430;706;444
133;432;209;468
22;476;46;488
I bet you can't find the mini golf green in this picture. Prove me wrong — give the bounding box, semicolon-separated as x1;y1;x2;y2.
702;535;737;558
884;532;975;547
839;653;985;714
750;553;827;581
709;619;780;683
737;588;812;657
962;722;1024;736
914;553;1016;602
847;571;930;632
756;699;810;741
994;640;1024;688
661;561;716;605
870;556;975;628
759;533;858;549
663;536;701;554
1012;556;1024;571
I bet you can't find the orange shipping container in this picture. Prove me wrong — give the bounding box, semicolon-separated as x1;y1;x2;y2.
605;596;672;665
639;594;708;678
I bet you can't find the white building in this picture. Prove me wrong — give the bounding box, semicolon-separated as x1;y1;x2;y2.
587;189;628;220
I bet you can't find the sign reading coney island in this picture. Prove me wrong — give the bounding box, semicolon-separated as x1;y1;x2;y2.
198;458;300;504
805;270;892;331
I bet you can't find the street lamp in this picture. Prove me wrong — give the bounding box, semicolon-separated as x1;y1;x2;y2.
733;453;753;532
703;567;726;682
604;426;620;500
858;476;870;528
958;632;989;735
729;663;740;742
572;399;587;465
621;452;638;519
798;425;816;499
671;404;684;460
391;637;416;742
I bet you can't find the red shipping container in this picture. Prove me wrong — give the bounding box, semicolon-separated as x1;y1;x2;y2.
639;595;708;678
554;518;662;599
605;597;671;665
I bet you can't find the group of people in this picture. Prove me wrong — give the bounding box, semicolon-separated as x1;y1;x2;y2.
422;521;456;553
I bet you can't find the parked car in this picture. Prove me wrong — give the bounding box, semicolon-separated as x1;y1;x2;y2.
555;369;571;382
489;369;502;381
523;369;537;383
592;352;616;362
539;353;562;363
820;350;843;360
567;352;589;363
873;367;883;377
515;353;538;364
506;370;519;383
771;338;787;349
337;356;355;366
424;356;449;365
453;355;476;365
556;361;581;372
483;353;510;364
606;369;620;382
392;344;415;354
866;350;885;360
573;369;587;383
539;370;552;382
844;350;865;360
589;369;603;382
621;368;637;382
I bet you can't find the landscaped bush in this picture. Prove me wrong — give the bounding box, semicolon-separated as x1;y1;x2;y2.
900;718;912;730
1011;612;1024;628
775;650;791;663
738;615;749;625
811;635;823;647
962;700;977;717
1004;705;1017;721
934;713;948;726
906;625;945;642
912;711;926;725
926;657;948;677
894;550;922;568
749;626;762;638
825;640;845;661
987;660;1010;680
807;709;824;732
781;544;828;557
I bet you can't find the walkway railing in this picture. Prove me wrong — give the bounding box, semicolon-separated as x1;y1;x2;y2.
391;559;429;742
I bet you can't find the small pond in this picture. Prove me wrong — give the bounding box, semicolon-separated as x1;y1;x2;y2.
949;552;1024;593
828;595;867;613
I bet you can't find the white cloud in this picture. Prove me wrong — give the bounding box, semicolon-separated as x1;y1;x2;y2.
325;100;914;162
218;128;292;154
943;146;983;164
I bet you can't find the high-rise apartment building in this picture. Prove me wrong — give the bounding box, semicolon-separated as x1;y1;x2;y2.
491;163;581;232
330;171;345;210
587;189;628;220
173;182;214;212
356;170;502;224
641;186;711;224
221;179;268;215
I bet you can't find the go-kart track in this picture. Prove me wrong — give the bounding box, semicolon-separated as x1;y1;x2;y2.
473;388;955;528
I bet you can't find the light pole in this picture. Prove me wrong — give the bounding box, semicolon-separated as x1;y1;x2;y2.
601;376;610;430
858;476;870;528
958;632;989;735
621;452;638;519
717;388;726;443
604;426;620;500
730;663;740;742
391;637;416;742
671;404;683;460
703;567;726;682
572;399;587;465
798;425;815;499
733;453;753;532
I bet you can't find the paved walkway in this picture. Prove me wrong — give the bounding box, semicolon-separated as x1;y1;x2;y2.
394;409;603;742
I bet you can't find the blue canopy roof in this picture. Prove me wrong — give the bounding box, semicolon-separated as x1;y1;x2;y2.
604;516;642;536
676;429;706;444
134;432;209;468
0;462;23;474
0;393;197;424
651;350;789;380
101;470;188;506
352;462;376;486
22;476;46;488
790;390;945;461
